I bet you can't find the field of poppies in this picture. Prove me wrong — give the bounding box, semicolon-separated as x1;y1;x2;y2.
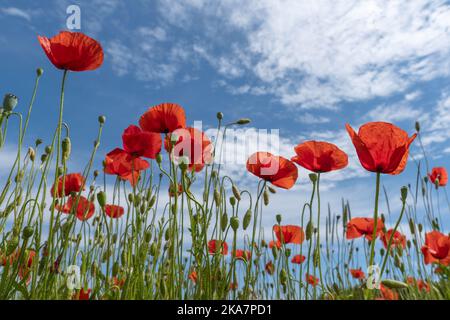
0;31;449;300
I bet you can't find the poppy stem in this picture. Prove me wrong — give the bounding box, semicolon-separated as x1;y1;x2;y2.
368;172;381;273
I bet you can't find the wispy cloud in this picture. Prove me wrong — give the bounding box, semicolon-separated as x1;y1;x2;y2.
1;7;32;21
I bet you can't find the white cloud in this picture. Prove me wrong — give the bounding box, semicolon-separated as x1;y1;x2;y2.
295;113;330;125
366;102;423;123
1;7;31;21
158;0;450;109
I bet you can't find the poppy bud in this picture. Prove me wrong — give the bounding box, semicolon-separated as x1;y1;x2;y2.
98;115;106;124
279;269;287;286
229;196;236;206
128;193;134;203
214;188;221;204
165;228;171;241
22;226;34;239
309;173;317;183
6;236;19;255
2;93;18;112
408;218;415;234
93;170;99;178
418;223;423;233
149;195;156;208
285;248;291;257
150;243;157;257
62;137;71;160
37;67;44;77
415;121;420;132
236;118;251;125
276;214;282;224
381;279;408;289
170;133;179;145
221;213;228;232
28;147;36;162
272;246;278;259
97;191;106;208
216;112;223;120
177;156;189;171
263;190;269;206
380;248;385;257
230;217;239;231
156;153;162;165
35;138;43;146
306;221;314;241
400;186;408;202
243;209;252;230
232;184;241;201
144;231;152;243
45;145;52;154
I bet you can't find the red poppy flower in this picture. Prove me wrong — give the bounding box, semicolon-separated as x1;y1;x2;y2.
56;195;95;221
382;229;406;249
233;249;251;261
291;254;306;264
291;141;348;173
350;268;365;279
38;31;103;72
265;261;275;275
306;274;319;286
169;183;183;197
105;205;125;219
208;240;228;255
407;277;430;293
273;225;305;245
165;127;213;172
104;148;149;186
246;152;298;189
188;271;197;284
51;173;85;197
139;103;186;134
346;122;416;175
421;231;450;266
75;288;91;300
269;240;281;249
346;217;384;241
428;167;448;187
112;277;125;288
122;125;162;159
378;284;399;300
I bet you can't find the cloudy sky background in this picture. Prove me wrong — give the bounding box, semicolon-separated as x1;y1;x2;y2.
1;0;450;238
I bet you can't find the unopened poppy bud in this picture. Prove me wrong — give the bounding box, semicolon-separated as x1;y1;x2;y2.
214;188;221;204
178;156;189;171
56;166;64;177
22;226;34;239
279;269;287;285
232;184;241;201
62;137;71;160
3;93;18;112
35;138;43;146
98;115;106;124
149;195;156;208
6;236;19;255
150;243;157;256
272;246;278;259
230;217;239;231
211;170;218;179
415;121;420;132
28;147;36;162
156;153;162;165
37;67;44;77
144;231;152;243
381;279;408;289
165;228;171;241
400;186;408;202
306;221;314;241
243;209;252;230
276;214;282;224
97;191;106;208
45;145;52;154
93;170;99;178
236;118;251;125
285;248;291;257
408;218;415;234
268;186;276;194
229;196;236;206
418;223;423;233
128;193;134;203
263;190;269;206
221;213;228;232
380;248;385;257
309;173;317;183
216;112;223;120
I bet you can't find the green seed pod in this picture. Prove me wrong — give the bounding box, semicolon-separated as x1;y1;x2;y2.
236;118;251;125
232;185;241;201
221;212;228;232
97;191;106;208
381;279;408;289
22;226;34;239
309;173;317;183
3;93;18;112
140;203;146;214
229;196;236;206
37;67;44;77
263;190;269;206
243;209;252;230
230;217;239;231
62;137;71;160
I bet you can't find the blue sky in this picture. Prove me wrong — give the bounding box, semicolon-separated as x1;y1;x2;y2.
1;0;450;234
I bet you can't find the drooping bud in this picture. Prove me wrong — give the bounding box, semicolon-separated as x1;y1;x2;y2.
263;189;269;206
400;186;408;202
381;279;408;289
236;118;251;125
62;137;71;161
243;209;252;230
221;212;228;232
2;94;18;112
97;191;106;208
415;121;420;132
232;184;241;201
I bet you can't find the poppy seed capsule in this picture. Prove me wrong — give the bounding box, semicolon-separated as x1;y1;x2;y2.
2;93;18;112
229;196;236;206
22;226;34;239
309;173;317;183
